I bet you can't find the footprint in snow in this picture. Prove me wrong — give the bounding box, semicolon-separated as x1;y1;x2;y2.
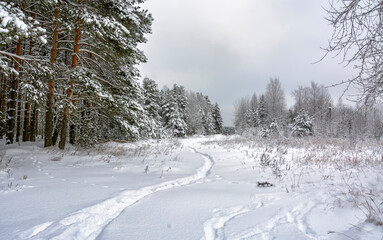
202;203;263;240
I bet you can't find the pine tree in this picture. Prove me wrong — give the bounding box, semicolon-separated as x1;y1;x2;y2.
51;0;153;148
0;1;47;143
45;0;62;147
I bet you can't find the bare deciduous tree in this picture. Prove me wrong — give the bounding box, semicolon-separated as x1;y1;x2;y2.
325;0;383;103
264;78;286;122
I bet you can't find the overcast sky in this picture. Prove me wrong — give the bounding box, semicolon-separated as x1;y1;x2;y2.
138;0;356;126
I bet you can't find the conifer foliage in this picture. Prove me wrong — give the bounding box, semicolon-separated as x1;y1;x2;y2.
160;87;187;137
0;0;224;147
212;103;223;134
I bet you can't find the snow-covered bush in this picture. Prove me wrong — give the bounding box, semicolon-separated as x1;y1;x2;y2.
259;120;280;138
291;110;313;137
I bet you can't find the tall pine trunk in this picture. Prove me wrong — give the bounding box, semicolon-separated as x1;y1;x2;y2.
52;116;61;145
16;69;23;143
45;5;60;147
69;124;76;144
15;3;26;143
30;106;37;142
23;7;35;142
59;2;81;149
6;38;22;144
23;103;31;141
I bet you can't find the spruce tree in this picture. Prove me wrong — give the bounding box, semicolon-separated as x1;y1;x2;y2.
212;103;223;134
201;96;214;135
160;88;187;137
256;95;268;127
142;77;162;138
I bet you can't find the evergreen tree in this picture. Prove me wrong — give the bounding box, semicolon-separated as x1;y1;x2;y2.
212;103;223;134
256;95;268;128
245;93;258;128
52;0;153;148
172;84;188;123
142;77;162;138
160;88;187;137
0;1;47;143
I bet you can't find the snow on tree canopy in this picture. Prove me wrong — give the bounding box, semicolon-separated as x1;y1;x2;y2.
291;110;314;137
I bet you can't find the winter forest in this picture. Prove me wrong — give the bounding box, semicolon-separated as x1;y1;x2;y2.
1;1;383;240
234;78;383;140
0;1;223;149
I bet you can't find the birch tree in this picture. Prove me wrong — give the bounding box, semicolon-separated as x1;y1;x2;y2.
326;0;383;103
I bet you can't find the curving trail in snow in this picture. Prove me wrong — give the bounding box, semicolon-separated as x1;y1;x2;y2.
18;147;214;240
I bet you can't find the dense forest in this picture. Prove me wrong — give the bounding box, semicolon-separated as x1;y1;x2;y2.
0;0;223;149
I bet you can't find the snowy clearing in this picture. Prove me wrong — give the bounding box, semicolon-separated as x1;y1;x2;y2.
0;136;382;240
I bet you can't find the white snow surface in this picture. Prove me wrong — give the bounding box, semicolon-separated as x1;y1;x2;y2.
0;136;382;240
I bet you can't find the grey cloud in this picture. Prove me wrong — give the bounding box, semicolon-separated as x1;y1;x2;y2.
139;0;356;126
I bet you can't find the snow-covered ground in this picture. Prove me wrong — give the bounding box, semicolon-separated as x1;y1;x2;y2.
0;136;382;240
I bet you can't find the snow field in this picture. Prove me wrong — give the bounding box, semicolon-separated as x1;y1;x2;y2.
200;136;383;239
1;136;383;239
1;140;205;239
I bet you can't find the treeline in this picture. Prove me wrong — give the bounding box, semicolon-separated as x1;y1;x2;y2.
234;78;383;140
143;79;223;138
0;1;223;148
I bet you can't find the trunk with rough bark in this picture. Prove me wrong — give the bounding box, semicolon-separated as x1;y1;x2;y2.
69;124;76;144
16;3;26;143
6;38;22;144
30;107;37;142
16;71;23;143
52;116;61;145
45;5;60;147
23;9;34;142
22;103;31;141
59;2;81;149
